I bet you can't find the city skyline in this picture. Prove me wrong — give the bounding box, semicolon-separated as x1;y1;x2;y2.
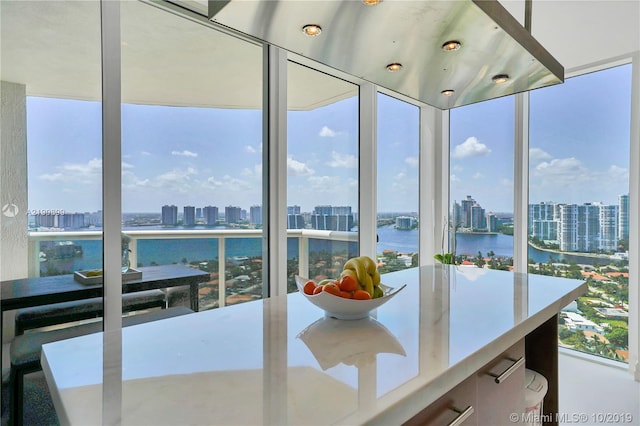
27;65;631;215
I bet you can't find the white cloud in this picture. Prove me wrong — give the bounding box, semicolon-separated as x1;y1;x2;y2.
171;150;198;157
206;176;223;188
529;147;552;163
221;174;252;191
319;126;337;137
530;157;630;203
472;172;485;180
241;164;262;178
405;156;418;167
534;157;586;178
288;157;315;176
308;175;341;189
244;145;257;154
203;174;252;192
451;137;491;159
140;151;152;156
122;170;150;188
154;167;198;192
608;165;628;179
452;164;463;173
38;158;102;183
450;174;460;183
326;151;357;168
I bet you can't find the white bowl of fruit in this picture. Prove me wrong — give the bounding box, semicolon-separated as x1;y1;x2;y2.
295;256;406;320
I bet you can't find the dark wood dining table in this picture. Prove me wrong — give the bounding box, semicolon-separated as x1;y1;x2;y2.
0;264;210;369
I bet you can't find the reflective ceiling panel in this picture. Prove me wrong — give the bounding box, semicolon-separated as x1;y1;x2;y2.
208;0;564;109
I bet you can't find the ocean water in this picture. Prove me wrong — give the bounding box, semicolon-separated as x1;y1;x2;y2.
40;226;616;274
40;235;358;274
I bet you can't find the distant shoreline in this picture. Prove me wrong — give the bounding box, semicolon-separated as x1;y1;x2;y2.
527;241;617;260
455;231;499;236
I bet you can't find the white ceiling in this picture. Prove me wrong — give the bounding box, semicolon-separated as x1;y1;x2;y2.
501;0;640;73
1;0;638;110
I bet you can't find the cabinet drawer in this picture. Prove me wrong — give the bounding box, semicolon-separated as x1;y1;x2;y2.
476;340;526;426
404;375;476;426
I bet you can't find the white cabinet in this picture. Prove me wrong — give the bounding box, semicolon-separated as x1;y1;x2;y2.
404;374;477;426
405;340;526;426
476;340;526;425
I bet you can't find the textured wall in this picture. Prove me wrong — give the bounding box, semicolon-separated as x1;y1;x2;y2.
1;81;28;341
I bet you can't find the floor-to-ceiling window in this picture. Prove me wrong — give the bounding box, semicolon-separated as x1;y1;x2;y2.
1;1;103;423
449;96;515;269
287;61;359;291
121;1;264;310
376;93;420;272
529;64;632;362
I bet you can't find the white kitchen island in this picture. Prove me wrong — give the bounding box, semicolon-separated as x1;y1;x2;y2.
41;265;586;425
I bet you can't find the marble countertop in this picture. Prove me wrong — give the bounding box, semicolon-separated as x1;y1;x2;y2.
41;265;586;425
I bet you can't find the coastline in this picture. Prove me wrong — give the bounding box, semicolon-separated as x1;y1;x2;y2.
527;241;618;260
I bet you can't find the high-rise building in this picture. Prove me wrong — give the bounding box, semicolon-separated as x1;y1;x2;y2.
575;204;599;252
311;205;355;231
455;195;488;231
529;201;619;253
619;194;629;242
203;206;219;225
250;205;262;226
196;207;203;219
183;206;196;226
486;213;498;232
225;206;242;224
470;205;486;230
460;196;475;228
85;211;102;227
395;216;416;230
599;204;618;251
161;205;178;226
558;204;578;252
287;214;305;229
314;205;333;216
532;220;558;241
287;205;301;215
528;202;556;234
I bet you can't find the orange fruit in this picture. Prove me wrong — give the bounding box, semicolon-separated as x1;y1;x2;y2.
322;283;341;297
339;275;358;292
339;290;353;299
353;290;371;300
303;280;317;295
312;285;324;295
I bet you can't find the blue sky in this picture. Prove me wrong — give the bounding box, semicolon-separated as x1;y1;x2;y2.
450;63;631;213
27;64;631;215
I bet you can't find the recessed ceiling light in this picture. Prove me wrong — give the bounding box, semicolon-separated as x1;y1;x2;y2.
362;0;382;5
386;63;403;72
442;40;462;51
492;74;510;84
441;89;455;96
302;24;322;36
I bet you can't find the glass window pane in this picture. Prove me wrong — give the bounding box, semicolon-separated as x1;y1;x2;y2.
1;1;103;423
121;1;263;313
376;93;420;272
449;96;515;268
287;62;359;290
529;64;631;362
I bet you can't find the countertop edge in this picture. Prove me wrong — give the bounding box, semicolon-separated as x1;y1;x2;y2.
364;280;588;426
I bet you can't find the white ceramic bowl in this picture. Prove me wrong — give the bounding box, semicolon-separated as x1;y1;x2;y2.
295;275;406;320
